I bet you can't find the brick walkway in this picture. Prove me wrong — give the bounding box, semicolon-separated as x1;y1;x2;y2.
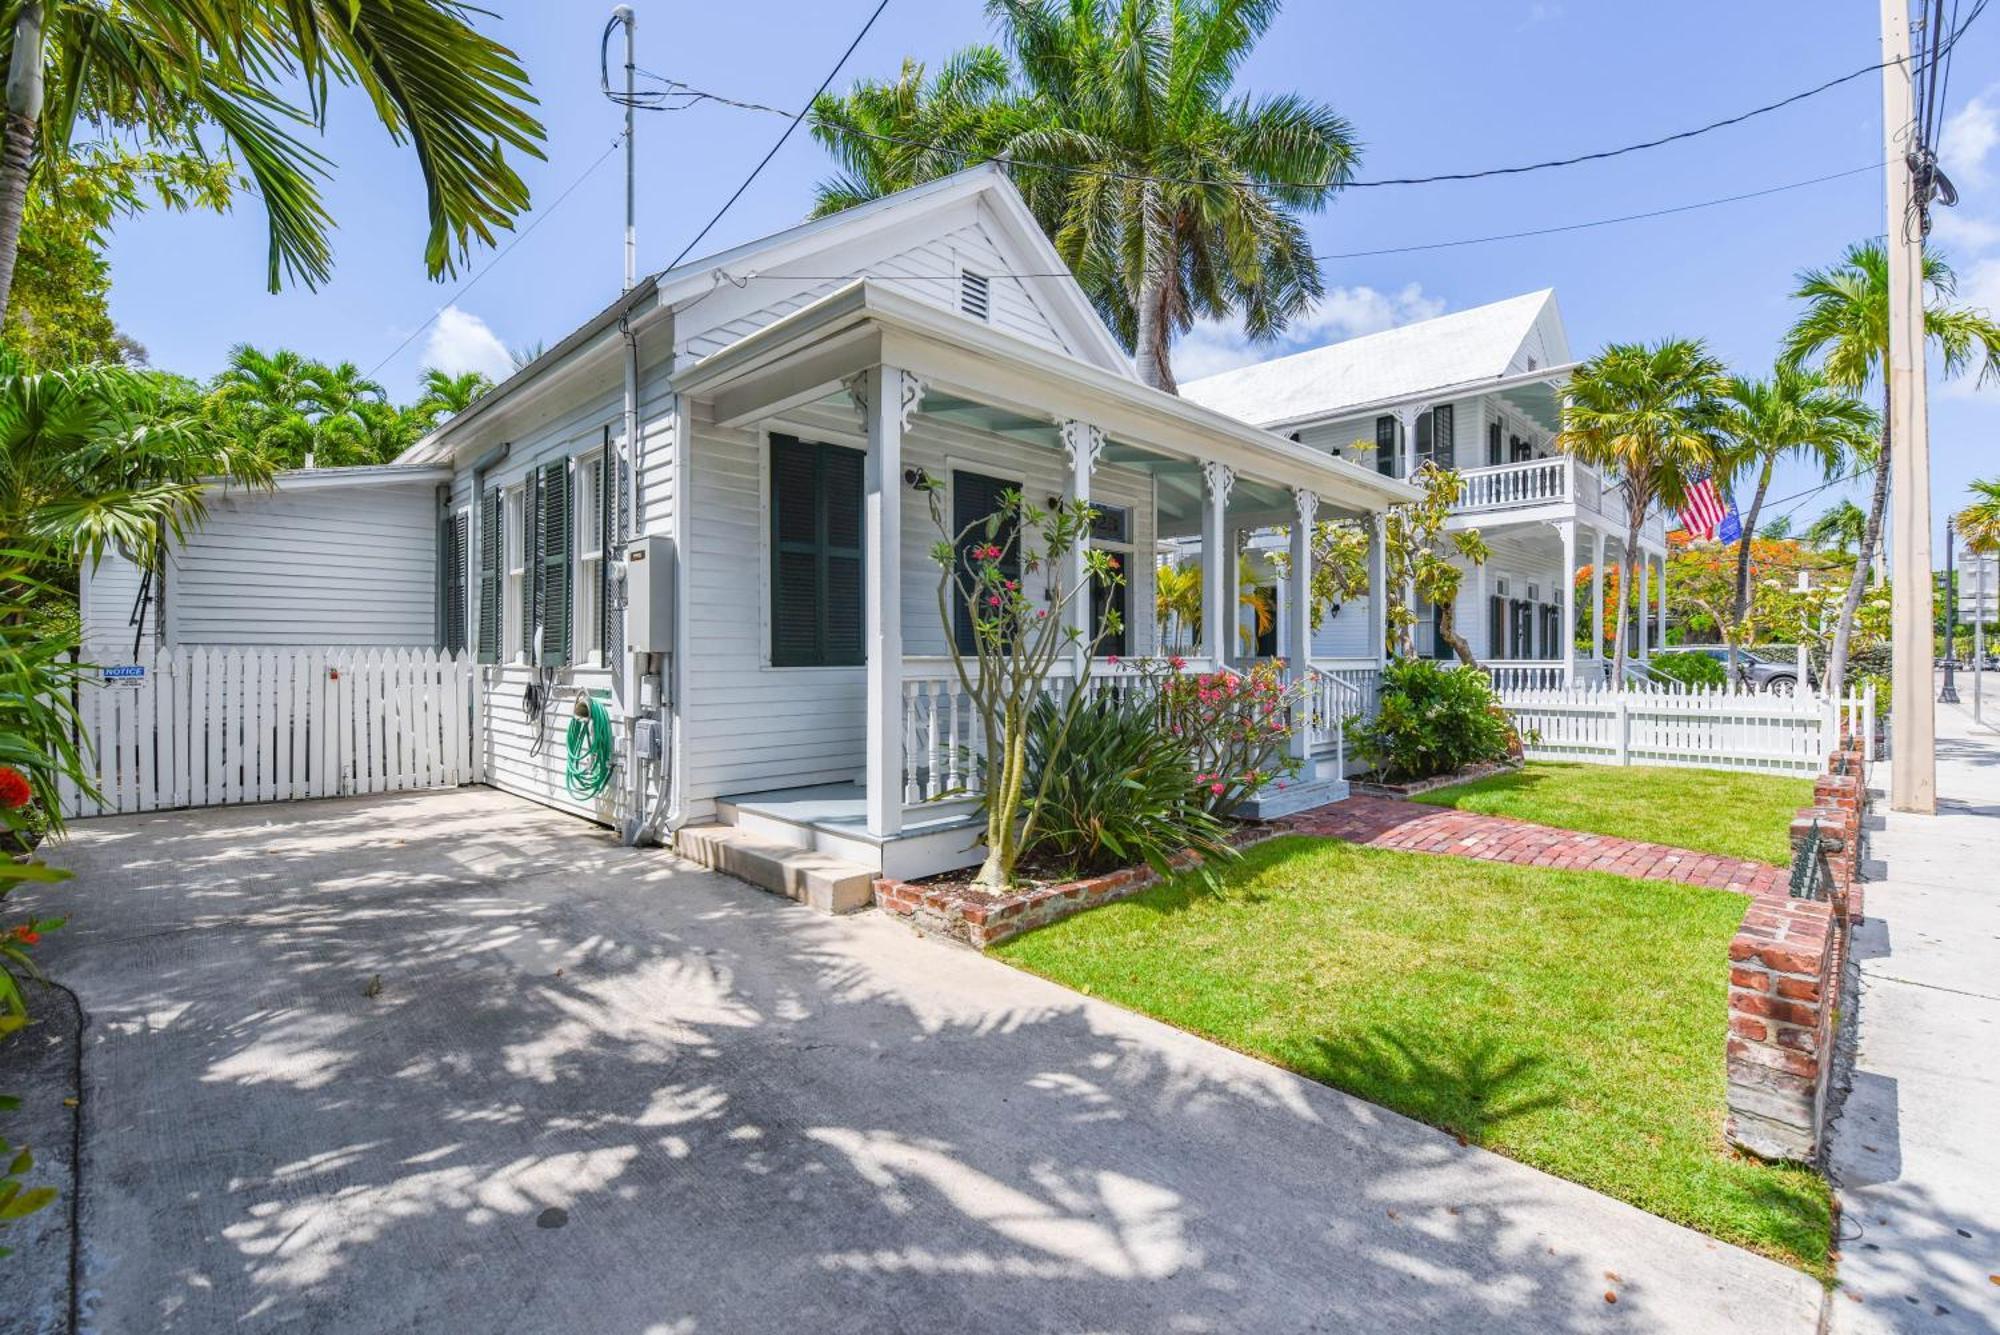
1283;794;1787;896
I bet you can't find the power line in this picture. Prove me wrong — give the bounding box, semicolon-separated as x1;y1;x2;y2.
635;18;1984;196
662;0;893;271
367;137;624;379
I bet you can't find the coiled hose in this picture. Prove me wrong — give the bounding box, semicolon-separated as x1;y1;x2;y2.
566;693;615;800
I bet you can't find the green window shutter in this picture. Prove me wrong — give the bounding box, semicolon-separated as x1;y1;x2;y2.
951;469;1020;654
1431;404;1454;469
769;434;864;667
446;511;469;653
540;460;572;666
477;490;502;662
1375;415;1397;476
1488;420;1503;466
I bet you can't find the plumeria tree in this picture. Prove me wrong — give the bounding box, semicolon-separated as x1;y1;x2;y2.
1383;464;1487;662
925;481;1122;889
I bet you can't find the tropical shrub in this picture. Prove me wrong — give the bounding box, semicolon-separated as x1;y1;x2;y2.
1021;692;1234;883
1354;658;1513;783
1648;650;1729;689
1149;658;1302;813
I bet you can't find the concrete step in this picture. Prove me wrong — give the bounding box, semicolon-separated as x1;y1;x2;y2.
1236;776;1351;821
675;823;876;914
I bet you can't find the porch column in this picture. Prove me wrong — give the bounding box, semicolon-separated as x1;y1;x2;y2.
863;364;919;837
1288;489;1318;762
1395;403;1426;480
1368;512;1389;667
1200;462;1234;667
1475;559;1490;659
1557;520;1577;686
1655;550;1669;654
1591;528;1605;670
1060;420;1104;681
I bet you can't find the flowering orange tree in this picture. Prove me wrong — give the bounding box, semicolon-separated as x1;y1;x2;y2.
925;482;1124;890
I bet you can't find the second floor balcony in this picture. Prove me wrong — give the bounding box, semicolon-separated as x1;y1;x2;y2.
1451;454;1667;543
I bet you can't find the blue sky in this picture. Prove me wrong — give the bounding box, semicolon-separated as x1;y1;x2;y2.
102;0;2000;547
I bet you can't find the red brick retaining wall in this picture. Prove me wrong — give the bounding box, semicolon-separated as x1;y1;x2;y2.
1723;736;1866;1162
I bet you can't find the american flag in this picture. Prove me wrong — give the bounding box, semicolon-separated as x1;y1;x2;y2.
1679;470;1741;542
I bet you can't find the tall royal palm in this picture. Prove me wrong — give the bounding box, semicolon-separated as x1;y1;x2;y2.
1717;367;1875;634
811;0;1357;392
1555;339;1729;680
0;0;545;328
1781;240;2000;699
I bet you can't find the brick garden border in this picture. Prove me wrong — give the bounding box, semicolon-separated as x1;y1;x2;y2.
874;828;1283;950
1723;734;1866;1163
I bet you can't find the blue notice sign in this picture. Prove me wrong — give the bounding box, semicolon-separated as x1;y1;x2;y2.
102;664;146;688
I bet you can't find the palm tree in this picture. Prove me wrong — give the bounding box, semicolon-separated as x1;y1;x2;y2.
1804;499;1868;555
0;0;545;328
811;0;1359;393
0;354;269;582
1781;240;2000;699
1717;367;1875;635
414;368;492;426
1555;339;1729;680
1960;479;2000;555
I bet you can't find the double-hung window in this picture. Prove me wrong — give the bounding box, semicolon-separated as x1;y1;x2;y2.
769;434;864;667
1087;502;1132;657
575;454;605;664
503;486;526;664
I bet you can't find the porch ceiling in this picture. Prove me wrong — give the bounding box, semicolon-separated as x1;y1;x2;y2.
1497;379;1562;433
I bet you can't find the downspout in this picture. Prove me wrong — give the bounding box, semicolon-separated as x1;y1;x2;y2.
619;313;664;846
660;387;693;838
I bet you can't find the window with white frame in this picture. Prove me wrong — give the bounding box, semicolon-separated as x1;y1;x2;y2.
503;485;525;664
1088;502;1133;657
575;453;604;664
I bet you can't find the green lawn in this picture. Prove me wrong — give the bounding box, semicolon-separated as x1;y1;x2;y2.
994;836;1833;1275
1410;762;1812;865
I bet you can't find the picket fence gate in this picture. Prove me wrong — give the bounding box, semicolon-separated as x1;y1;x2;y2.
1494;680;1873;776
58;646;483;820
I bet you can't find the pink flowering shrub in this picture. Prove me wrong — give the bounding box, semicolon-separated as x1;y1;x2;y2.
1139;658;1303;813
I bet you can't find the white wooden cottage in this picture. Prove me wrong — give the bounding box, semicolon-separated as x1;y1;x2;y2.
81;165;1417;895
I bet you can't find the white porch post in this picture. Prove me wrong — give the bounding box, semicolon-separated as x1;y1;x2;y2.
1395;403;1425;480
1368;512;1389;666
1288;489;1318;761
1557;520;1577;686
1201;462;1233;666
1591;528;1605;671
1655;550;1669;655
1060;420;1104;681
863;364;918;837
1475;559;1490;659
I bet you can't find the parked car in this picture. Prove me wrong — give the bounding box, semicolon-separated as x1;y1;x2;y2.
1675;646;1804;695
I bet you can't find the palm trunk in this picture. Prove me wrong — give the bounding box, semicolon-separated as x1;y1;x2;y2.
1612;492;1646;681
0;2;45;331
1827;396;1892;702
1132;186;1177;394
1731;460;1774;626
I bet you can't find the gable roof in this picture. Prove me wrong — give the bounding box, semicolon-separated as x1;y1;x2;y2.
1180;289;1567;428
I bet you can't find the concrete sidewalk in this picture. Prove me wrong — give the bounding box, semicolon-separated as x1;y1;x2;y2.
14;788;1825;1333
1829;694;2000;1331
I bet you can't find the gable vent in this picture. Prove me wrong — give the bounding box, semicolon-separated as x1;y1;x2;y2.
959;269;991;321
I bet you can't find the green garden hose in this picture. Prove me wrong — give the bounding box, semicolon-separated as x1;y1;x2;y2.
566;692;615;800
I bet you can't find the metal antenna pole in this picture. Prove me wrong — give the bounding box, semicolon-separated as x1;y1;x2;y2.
616;5;637;291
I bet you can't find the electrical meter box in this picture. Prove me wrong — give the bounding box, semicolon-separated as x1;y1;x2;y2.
623;535;674;653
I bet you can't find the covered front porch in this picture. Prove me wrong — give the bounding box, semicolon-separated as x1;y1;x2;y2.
667;280;1414;878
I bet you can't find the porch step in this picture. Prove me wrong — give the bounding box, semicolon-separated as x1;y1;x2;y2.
1236;775;1351;821
675;823;876;915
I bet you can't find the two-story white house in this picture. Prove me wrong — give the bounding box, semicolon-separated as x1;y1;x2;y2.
1182;290;1671;692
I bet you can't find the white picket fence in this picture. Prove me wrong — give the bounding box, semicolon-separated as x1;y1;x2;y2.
58;646;482;819
1494;681;1873;776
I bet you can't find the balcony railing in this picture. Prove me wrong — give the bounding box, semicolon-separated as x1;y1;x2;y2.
1452;455;1664;541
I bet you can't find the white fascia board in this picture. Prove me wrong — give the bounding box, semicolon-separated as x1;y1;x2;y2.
673;280;1420;513
202;465;453;494
1262;362;1580;434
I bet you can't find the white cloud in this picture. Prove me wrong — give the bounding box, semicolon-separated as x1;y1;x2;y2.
1941;90;2000;191
1174;283;1448;382
1930;207;2000;253
420;306;514;382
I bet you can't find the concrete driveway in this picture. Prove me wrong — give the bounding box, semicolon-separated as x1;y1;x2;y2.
24;787;1823;1333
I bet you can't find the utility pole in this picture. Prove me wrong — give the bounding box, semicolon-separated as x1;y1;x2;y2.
615;5;637;291
1883;0;1937;812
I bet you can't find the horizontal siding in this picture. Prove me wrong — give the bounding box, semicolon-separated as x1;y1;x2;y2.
478;662;630;826
166;484;439;647
680;404;1158;805
78;549;153;654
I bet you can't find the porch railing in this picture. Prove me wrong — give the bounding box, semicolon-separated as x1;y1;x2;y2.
1457;457;1568;512
1486;660;1570;693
